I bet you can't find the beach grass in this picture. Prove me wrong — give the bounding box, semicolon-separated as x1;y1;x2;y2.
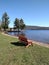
0;32;49;65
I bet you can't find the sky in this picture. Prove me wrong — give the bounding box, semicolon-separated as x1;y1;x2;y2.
0;0;49;27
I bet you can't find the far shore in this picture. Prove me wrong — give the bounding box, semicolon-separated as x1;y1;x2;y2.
1;32;49;48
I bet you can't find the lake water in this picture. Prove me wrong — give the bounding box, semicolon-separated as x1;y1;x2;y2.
8;30;49;44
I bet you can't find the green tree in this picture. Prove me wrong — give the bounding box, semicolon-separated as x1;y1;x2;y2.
14;18;20;35
20;18;25;30
14;18;25;35
1;12;9;31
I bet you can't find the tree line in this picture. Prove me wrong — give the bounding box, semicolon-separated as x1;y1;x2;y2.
0;12;25;32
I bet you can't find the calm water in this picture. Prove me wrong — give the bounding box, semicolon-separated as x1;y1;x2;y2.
8;30;49;43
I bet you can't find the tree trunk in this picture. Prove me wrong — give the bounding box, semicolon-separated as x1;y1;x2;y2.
4;27;6;31
18;28;19;36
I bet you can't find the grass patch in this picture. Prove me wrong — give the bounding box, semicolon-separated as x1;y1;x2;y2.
0;33;49;65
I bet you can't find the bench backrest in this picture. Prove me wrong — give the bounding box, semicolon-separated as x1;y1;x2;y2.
19;35;28;42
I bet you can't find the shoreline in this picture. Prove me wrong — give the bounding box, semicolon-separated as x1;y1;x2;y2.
2;32;49;48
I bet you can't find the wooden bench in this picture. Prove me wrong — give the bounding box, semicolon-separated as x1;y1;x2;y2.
18;35;33;47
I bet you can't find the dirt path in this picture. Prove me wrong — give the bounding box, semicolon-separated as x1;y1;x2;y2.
2;32;18;38
33;41;49;48
2;32;49;48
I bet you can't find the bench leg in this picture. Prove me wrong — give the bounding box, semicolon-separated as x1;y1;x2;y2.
26;44;31;48
26;42;33;48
